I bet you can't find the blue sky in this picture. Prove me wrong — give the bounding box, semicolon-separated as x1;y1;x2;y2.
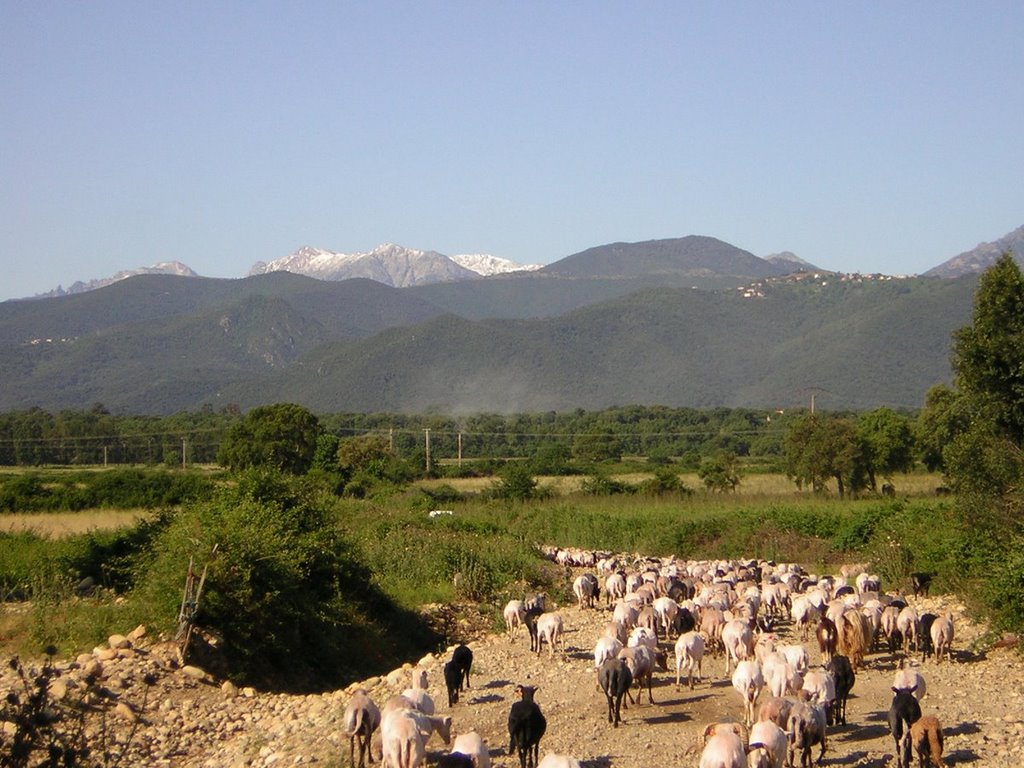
3;2;1022;300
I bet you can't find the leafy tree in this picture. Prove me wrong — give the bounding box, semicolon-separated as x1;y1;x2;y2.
857;407;915;489
217;403;321;474
783;414;862;497
572;432;623;463
916;384;970;472
952;253;1024;446
698;451;740;492
490;462;537;501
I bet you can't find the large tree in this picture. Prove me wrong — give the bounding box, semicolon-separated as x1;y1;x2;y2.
217;403;321;474
952;253;1024;446
857;407;915;489
783;414;862;497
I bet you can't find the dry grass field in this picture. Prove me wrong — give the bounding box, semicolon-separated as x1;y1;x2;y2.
0;509;150;537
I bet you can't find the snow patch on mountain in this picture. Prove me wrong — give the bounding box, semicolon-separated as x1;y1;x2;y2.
451;253;543;276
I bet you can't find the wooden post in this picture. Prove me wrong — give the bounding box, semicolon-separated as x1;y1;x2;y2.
458;432;463;468
424;429;431;474
182;437;187;469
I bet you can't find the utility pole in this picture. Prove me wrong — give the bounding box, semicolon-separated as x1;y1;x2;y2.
457;432;463;468
810;392;816;414
424;429;431;474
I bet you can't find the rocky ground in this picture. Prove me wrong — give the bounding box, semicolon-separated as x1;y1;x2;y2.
2;592;1022;768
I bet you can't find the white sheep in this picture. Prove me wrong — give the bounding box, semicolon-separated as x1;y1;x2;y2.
536;612;564;657
722;619;754;676
380;709;426;768
401;669;435;716
748;718;788;768
892;663;927;701
627;625;658;651
930;615;954;663
897;605;920;652
503;600;526;641
652;595;680;638
605;572;627;605
762;653;801;699
451;730;490;768
732;659;765;727
536;754;582;768
674;630;705;690
800;669;836;716
343;689;381;768
612;599;639;630
699;722;747;768
778;644;809;677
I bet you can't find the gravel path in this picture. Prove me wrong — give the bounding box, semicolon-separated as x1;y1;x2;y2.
2;593;1022;767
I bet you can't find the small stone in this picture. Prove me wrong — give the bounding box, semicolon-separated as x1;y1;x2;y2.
114;702;137;722
49;679;68;701
222;680;239;698
242;687;257;698
108;634;131;650
127;624;147;641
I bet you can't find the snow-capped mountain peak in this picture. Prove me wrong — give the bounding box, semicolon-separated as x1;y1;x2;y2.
248;243;539;287
451;253;543;276
32;261;199;299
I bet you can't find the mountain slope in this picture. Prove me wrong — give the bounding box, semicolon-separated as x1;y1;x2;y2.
541;236;788;280
223;276;977;414
924;224;1024;277
31;261;199;299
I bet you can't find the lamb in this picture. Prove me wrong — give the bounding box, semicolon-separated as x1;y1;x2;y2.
525;605;545;653
748;719;788;768
536;755;582;768
451;731;491;768
343;689;381;768
699;722;747;768
598;657;633;727
888;686;922;768
535;612;564;657
674;630;706;690
401;669;435;717
504;600;526;641
910;714;946;767
930;615;954;663
508;684;546;768
786;700;827;768
732;659;765;727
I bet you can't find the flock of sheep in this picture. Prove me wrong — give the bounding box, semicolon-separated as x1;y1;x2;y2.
343;546;958;768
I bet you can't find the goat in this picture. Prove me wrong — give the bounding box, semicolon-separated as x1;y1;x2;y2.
888;686;922;768
508;684;546;768
815;617;838;663
598;657;633;727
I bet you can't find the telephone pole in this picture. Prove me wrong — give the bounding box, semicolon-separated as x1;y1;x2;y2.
424;429;431;474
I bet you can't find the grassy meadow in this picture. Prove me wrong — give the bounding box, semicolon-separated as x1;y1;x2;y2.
0;465;969;680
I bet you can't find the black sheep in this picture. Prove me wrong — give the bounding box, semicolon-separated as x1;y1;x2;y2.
507;684;546;768
436;753;475;768
826;654;855;726
444;644;474;706
598;657;632;728
888;686;922;768
919;613;938;659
